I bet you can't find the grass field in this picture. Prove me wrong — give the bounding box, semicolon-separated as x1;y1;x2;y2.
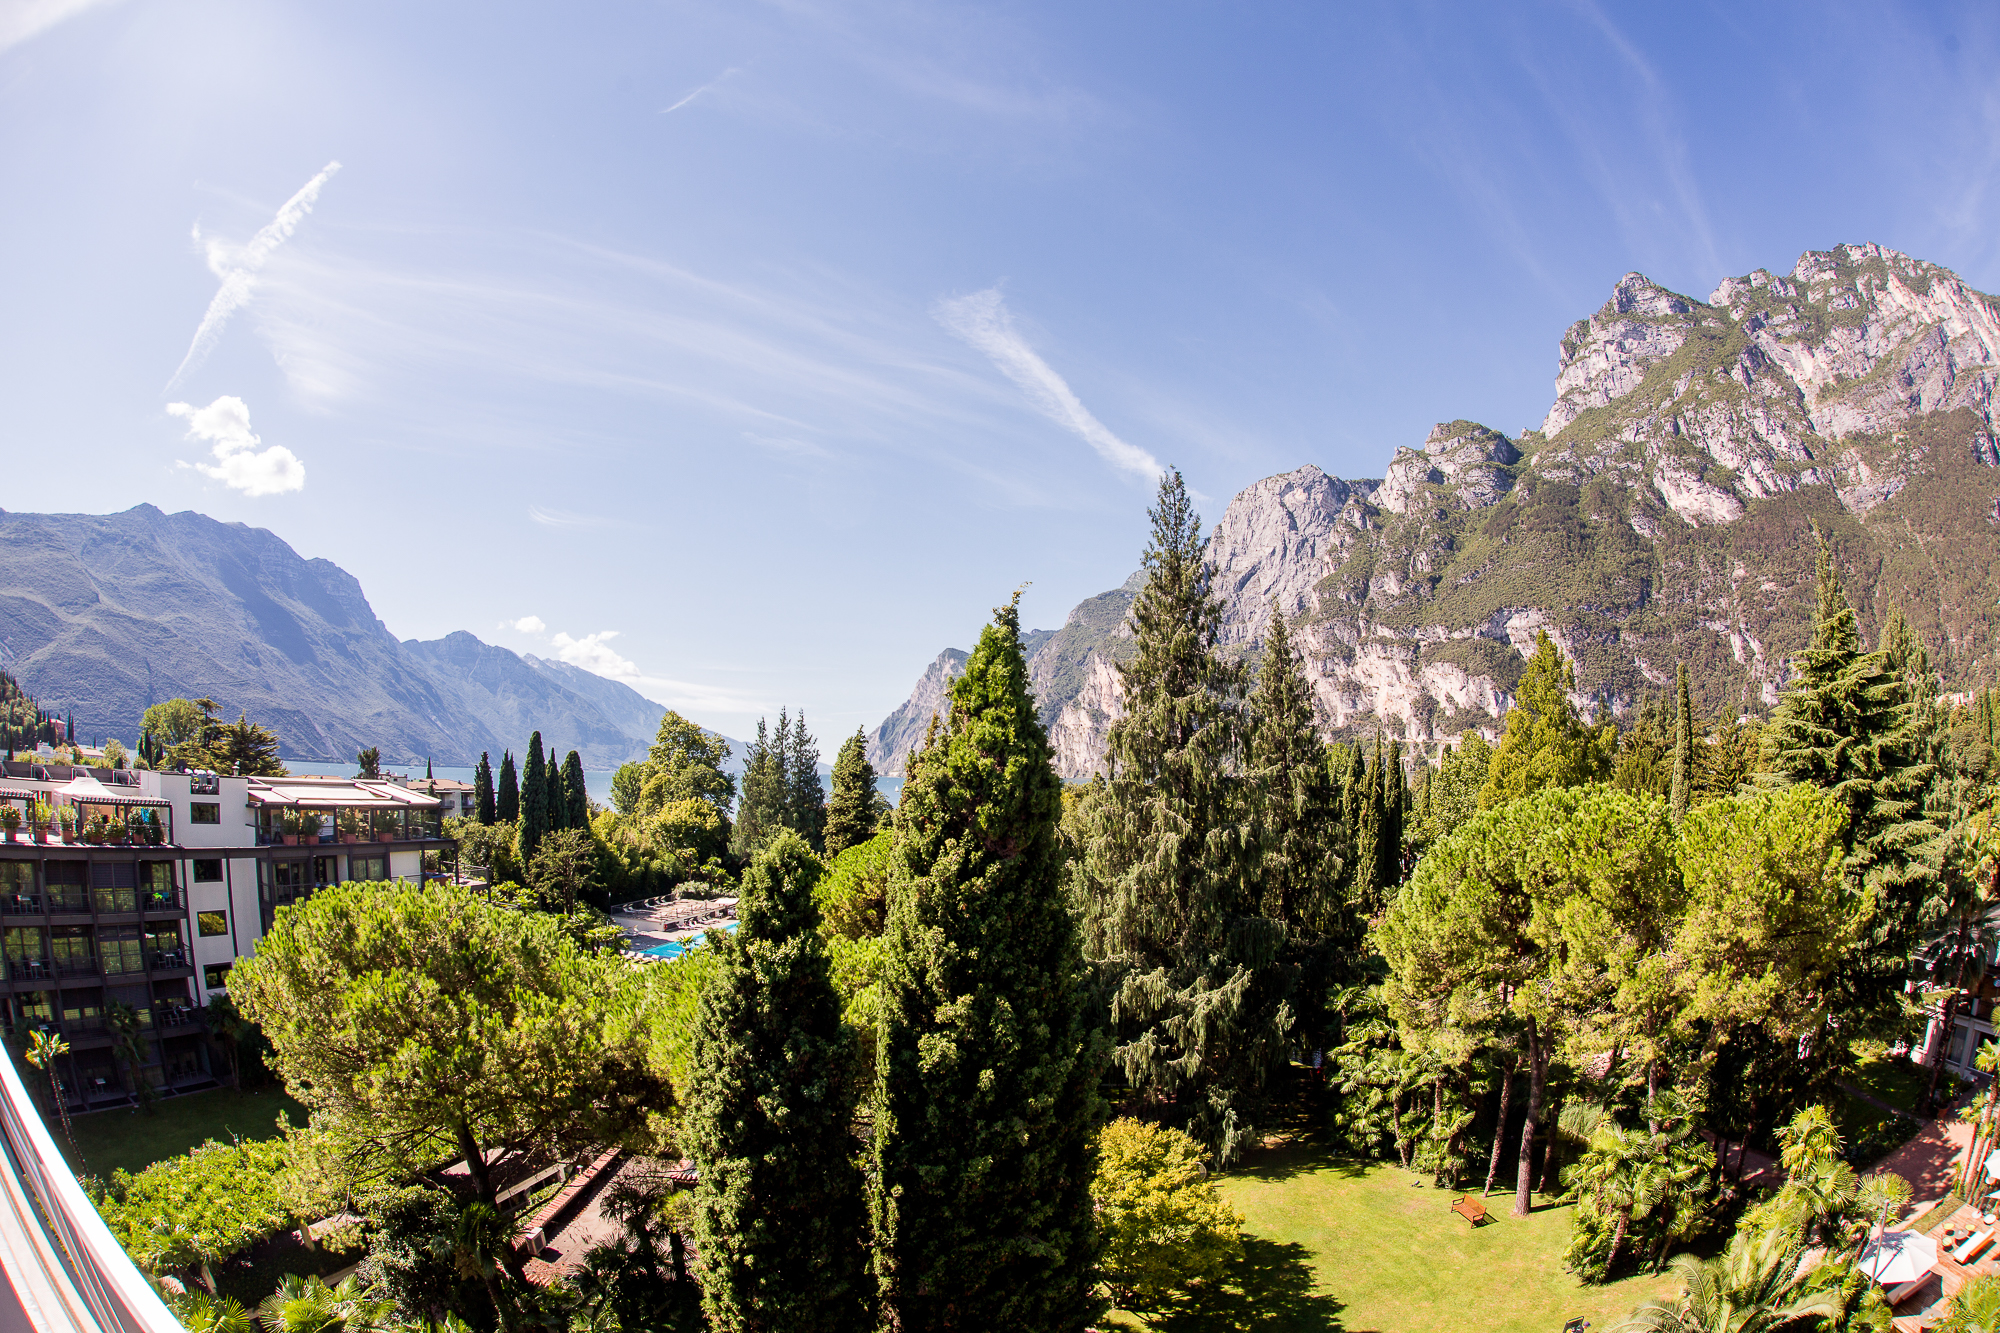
1109;1142;1679;1333
56;1086;307;1181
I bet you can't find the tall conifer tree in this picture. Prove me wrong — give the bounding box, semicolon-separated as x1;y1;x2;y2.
544;745;566;832
689;831;868;1333
732;719;786;858
519;733;549;861
1670;663;1693;823
497;751;518;823
1759;536;1940;1004
561;750;589;830
823;729;879;859
474;752;496;825
872;593;1103;1333
1077;468;1283;1166
786;713;826;852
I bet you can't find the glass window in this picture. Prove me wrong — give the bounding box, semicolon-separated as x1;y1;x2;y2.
197;911;227;937
190;803;220;825
192;859;223;883
348;854;387;882
0;863;30;891
312;857;338;885
139;862;173;891
14;992;51;1026
99;926;143;975
50;927;92;974
203;962;232;990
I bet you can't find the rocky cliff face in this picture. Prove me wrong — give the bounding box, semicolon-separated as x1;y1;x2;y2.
872;243;2000;780
0;505;665;766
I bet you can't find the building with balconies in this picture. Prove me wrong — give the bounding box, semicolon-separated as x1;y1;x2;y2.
0;762;444;1110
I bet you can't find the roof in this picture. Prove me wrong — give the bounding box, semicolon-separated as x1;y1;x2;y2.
244;777;442;809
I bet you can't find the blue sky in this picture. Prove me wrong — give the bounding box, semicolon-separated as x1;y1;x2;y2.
3;0;1998;742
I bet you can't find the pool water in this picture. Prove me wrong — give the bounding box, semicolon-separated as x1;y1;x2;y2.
635;921;739;959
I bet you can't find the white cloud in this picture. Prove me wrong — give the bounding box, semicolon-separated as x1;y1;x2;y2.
661;67;739;114
502;615;547;635
166;396;306;496
934;288;1162;483
169;161;342;388
0;0;116;53
552;629;638;678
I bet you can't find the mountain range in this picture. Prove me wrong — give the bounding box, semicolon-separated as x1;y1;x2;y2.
867;242;2000;780
0;504;665;768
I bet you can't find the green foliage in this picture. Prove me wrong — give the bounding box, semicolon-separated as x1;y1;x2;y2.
255;1274;399;1332
638;713;736;818
687;830;869;1333
1093;1117;1245;1310
97;1136;295;1276
1411;731;1489;852
1478;630;1613;808
823;728;879;859
356;747;382;779
444;816;521;886
1608;1227;1851;1333
496;751;518;823
561;750;590;830
1076;469;1282;1167
609;762;643;816
815;831;890;942
519;732;549;861
1938;1274;2000;1333
229;880;673;1208
629;942;727;1102
871;593;1105;1333
472;753;495;826
1670;663;1694;822
1560;1095;1716;1283
731;710;826;856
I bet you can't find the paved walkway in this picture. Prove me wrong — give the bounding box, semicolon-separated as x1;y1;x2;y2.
1873;1094;1978;1203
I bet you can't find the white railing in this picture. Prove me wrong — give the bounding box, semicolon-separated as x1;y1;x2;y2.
0;1045;182;1332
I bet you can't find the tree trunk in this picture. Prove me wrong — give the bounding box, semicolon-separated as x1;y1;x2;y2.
1646;1060;1658;1136
1392;1093;1411;1169
1483;1058;1512;1197
1606;1209;1630;1276
454;1121;495;1207
669;1230;688;1285
1515;1018;1545;1218
1432;1077;1446;1184
1539;1092;1564;1196
1925;984;1964;1115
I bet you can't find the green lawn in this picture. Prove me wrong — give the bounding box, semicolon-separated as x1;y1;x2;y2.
56;1086;307;1182
1848;1054;1931;1116
1110;1142;1678;1333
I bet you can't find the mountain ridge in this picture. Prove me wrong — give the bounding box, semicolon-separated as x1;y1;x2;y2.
869;242;2000;780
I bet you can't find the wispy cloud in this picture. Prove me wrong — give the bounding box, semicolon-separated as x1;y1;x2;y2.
501;615;547;634
934;287;1161;482
528;505;624;530
661;67;739;114
169;161;342;389
504;613;771;715
551;629;637;677
0;0;116;53
166;395;307;496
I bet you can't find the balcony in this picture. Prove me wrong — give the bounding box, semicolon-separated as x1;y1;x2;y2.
0;1042;184;1332
4;956;51;983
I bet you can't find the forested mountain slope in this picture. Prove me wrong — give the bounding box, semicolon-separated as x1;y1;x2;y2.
872;243;2000;779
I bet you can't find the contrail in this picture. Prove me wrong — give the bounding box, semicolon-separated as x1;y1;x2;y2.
167;160;341;389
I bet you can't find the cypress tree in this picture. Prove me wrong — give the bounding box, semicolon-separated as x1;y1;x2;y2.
823;729;879;859
688;830;868;1333
1670;663;1693;823
1383;738;1407;886
519;734;549;862
1352;736;1385;910
474;752;496;825
1759;536;1940;1009
872;593;1103;1333
425;756;434;781
497;751;519;823
1076;467;1281;1166
786;713;826;852
562;750;589;830
543;745;565;832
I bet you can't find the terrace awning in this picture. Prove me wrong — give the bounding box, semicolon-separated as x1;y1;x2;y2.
246;779;440;809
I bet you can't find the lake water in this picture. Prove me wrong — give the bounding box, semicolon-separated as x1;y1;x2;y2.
282;761;903;814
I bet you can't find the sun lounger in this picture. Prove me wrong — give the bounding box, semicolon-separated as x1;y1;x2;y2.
1449;1195;1489;1226
1886;1277;1928;1308
1954;1230;1993;1264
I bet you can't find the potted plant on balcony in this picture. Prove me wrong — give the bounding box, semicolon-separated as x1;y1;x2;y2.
281;811;301;846
81;813;108;845
141;810;164;846
376;813;398;843
56;807;76;844
108;813;130;846
0;805;18;842
338;810;363;844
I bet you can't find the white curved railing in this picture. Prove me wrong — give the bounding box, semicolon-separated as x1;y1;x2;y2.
0;1046;182;1332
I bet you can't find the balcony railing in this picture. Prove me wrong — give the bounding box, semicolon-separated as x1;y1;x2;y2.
0;1042;184;1331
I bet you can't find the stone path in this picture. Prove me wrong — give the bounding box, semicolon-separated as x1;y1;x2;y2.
1873;1093;1977;1202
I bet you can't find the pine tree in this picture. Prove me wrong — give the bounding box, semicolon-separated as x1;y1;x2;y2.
561;750;589;830
872;593;1103;1333
474;753;496;826
1248;607;1356;1046
732;719;787;858
1478;630;1611;808
688;831;869;1333
1353;736;1386;910
519;734;549;862
823;729;879;859
544;745;566;832
1670;663;1693;823
497;751;519;823
786;714;826;851
1759;537;1940;999
1076;468;1282;1166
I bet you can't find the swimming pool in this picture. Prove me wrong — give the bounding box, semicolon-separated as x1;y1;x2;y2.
634;921;739;959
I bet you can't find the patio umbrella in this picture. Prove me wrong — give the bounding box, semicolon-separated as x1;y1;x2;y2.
1858;1230;1938;1286
1985;1148;2000;1183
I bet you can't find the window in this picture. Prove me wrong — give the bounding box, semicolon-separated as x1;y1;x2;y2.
99;926;142;975
198;910;228;937
190;802;220;825
203;963;231;990
192;859;223;883
348;854;387;883
13;992;51;1026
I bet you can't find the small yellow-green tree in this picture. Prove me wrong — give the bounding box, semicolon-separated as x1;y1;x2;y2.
1479;631;1612;809
1094;1118;1243;1310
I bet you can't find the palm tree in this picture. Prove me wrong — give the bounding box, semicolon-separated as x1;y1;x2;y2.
105;1000;153;1112
1611;1228;1847;1333
254;1275;398;1333
166;1287;255;1333
205;996;252;1088
1938;1274;2000;1333
142;1217;225;1294
23;1028;73;1144
1851;1170;1915;1268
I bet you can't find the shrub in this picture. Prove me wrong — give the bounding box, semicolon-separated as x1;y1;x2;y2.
1094;1118;1244;1309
